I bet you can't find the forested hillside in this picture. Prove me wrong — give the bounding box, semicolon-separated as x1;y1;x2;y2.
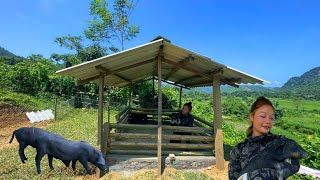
281;66;320;97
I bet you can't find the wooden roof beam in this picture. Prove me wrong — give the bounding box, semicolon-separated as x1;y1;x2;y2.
153;77;190;89
174;67;224;85
162;58;212;80
96;65;131;83
185;78;241;88
78;58;156;84
163;55;195;81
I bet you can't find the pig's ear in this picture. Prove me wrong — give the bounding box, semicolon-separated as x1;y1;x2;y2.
96;154;105;165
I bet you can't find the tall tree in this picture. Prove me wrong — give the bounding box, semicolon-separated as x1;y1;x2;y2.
85;0;140;52
52;0;139;66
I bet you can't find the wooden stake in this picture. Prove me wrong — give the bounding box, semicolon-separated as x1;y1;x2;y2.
97;73;105;178
157;48;163;176
179;87;182;108
212;77;224;170
128;85;133;106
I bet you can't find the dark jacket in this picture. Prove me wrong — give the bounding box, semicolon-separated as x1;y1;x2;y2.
170;111;194;127
228;133;300;180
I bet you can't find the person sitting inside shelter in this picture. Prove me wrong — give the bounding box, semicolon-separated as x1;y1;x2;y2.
169;102;194;143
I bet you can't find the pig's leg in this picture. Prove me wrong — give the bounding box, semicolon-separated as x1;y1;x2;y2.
18;143;28;163
35;151;45;174
72;160;77;171
79;159;92;175
48;155;54;170
62;160;71;167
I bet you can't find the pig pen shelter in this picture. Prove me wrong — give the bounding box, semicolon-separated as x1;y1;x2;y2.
56;37;268;177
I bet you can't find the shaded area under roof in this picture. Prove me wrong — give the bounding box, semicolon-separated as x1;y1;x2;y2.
56;38;269;88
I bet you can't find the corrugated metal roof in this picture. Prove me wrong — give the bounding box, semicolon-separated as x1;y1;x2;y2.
56;38;269;88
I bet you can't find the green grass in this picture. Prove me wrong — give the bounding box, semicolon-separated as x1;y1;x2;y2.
0;89;54;110
271;98;320;111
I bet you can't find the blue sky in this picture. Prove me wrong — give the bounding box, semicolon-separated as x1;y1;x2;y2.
0;0;319;87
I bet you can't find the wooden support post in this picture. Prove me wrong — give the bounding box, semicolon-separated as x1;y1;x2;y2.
128;85;133;107
107;101;110;123
97;73;105;178
103;122;110;154
179;87;182;108
152;76;155;104
212;77;224;170
157;50;163;176
54;96;57;121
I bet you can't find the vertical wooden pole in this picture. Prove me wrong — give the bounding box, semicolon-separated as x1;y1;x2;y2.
97;73;105;178
107;101;110;123
128;85;133;107
212;77;224;170
54;96;57;121
103;122;110;154
157;52;163;176
179;87;182;108
152;76;155;106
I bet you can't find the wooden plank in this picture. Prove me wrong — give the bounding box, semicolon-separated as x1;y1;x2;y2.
115;106;129;121
97;73;104;178
163;125;213;134
130;107;178;112
120;113;130;124
109;150;213;156
78;58;156;84
103;123;110;154
157;47;163;176
119;109;129;121
109;133;214;142
212;77;224;170
191;114;212;127
109;123;213;133
110;123;158;130
111;141;213;149
129;111;173;116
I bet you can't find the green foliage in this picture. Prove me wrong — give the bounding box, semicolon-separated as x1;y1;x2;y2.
299;134;320;170
222;96;249;119
52;35;107;64
86;0;140;51
8;61;50;95
0;89;53;110
131;81;178;109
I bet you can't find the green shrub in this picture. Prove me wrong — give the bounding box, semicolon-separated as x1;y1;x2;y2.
222;96;249;119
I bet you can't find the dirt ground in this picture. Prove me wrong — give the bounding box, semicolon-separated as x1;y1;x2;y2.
0;107;51;149
100;161;229;180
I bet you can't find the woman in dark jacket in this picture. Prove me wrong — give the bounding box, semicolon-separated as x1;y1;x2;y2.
228;96;302;180
170;102;194;143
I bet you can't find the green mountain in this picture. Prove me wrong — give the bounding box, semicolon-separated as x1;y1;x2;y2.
198;84;276;94
221;85;274;93
281;66;320;93
0;46;17;57
0;46;24;64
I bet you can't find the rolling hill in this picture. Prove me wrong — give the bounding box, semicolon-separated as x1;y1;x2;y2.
0;46;24;64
